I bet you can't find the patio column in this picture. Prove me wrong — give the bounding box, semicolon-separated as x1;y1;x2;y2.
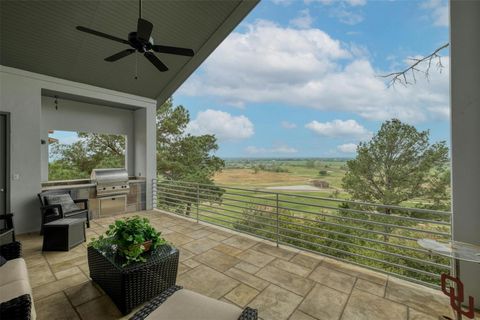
450;0;480;307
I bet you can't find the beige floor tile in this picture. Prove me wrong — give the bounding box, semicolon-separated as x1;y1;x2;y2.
33;272;89;300
181;237;219;254
49;256;88;274
249;284;303;320
163;232;194;246
225;267;270;291
252;242;297;260
355;278;386;297
177;248;195;261
224;284;259;307
408;308;441;320
188;229;212;239
214;243;244;256
35;292;80;320
194;249;241;272
289;310;317;320
64;281;102;307
177;265;239;299
299;283;349;320
55;266;82;280
183;258;201;269
235;261;261;274
342;289;407;320
322;258;387;285
223;235;258;250
178;262;191;275
269;258;312;277
76;295;122;320
208;232;232;241
289;253;322;270
256;265;314;296
238;250;276;268
28;262;56;288
308;265;356;294
385;277;451;317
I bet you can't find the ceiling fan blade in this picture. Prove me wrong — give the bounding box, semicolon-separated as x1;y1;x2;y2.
144;52;168;72
152;45;195;57
76;26;129;45
105;49;136;62
137;18;153;42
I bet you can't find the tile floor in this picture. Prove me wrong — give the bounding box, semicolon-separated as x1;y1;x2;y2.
17;210;477;320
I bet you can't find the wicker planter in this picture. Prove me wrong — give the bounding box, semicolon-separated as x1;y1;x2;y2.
87;244;179;315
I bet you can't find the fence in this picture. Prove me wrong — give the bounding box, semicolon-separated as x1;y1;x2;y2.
155;180;452;288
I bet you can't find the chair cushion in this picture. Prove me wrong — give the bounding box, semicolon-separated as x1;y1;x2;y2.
0;258;29;286
145;289;242;320
44;194;80;214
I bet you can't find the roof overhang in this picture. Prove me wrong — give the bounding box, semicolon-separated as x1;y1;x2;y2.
0;0;259;103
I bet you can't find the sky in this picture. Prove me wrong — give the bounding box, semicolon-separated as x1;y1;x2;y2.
173;0;450;159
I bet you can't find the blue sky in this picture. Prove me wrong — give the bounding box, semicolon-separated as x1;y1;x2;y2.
173;0;450;158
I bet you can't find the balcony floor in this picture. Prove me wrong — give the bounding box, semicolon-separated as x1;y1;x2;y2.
18;210;465;320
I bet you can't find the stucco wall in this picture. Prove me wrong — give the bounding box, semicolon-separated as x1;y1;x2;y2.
0;66;156;233
41;97;135;180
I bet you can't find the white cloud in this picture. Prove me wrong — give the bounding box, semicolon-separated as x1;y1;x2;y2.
337;143;357;153
178;20;450;124
271;0;293;6
330;7;364;25
290;9;314;29
245;145;298;155
305;119;371;139
186;109;254;141
281;121;297;129
306;0;366;6
421;0;449;27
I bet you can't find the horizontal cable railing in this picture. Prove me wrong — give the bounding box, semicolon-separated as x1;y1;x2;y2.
155;179;452;288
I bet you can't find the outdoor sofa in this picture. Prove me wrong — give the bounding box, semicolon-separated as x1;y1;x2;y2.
0;241;36;320
130;285;258;320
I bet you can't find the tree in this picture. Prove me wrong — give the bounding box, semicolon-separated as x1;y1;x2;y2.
156;99;224;183
342;119;449;209
49;133;125;180
156;99;225;215
380;43;449;87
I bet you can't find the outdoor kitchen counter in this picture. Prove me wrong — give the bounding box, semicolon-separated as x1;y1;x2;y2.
41;183;96;191
40;179;147;218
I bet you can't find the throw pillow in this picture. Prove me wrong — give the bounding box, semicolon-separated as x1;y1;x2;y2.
44;194;80;214
0;255;7;266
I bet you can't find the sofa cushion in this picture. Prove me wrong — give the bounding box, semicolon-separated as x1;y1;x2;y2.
0;280;36;319
44;194;79;214
145;289;242;320
0;258;29;286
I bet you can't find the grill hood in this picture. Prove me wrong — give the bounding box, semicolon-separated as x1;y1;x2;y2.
91;168;129;197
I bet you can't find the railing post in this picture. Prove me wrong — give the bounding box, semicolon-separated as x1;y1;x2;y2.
276;193;279;247
196;183;200;223
152;178;157;209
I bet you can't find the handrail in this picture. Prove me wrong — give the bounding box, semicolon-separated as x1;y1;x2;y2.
155;179;452;288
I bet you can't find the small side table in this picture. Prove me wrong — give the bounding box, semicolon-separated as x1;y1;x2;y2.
418;239;480;320
42;218;86;251
88;244;179;315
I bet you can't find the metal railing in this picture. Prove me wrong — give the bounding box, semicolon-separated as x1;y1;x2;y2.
154;180;452;288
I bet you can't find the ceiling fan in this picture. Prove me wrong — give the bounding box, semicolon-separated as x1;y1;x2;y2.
76;0;194;73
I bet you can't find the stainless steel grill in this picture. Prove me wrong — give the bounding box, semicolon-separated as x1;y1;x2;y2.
91;168;129;197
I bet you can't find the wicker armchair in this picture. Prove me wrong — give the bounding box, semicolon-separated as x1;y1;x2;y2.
0;241;34;320
130;286;258;320
38;190;90;234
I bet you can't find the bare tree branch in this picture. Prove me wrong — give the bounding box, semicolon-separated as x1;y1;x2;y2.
379;43;449;88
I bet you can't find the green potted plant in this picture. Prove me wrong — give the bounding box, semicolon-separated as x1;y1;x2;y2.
90;216;167;265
